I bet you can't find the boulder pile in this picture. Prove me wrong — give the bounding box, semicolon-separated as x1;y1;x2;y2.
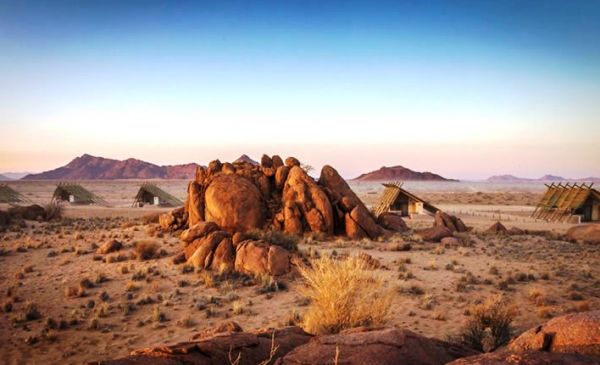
415;211;469;243
179;221;294;276
159;156;413;276
434;211;468;233
160;155;407;240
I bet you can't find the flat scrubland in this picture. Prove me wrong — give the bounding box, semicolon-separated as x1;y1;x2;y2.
0;181;597;364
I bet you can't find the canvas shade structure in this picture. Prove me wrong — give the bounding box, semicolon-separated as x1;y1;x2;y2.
51;183;110;207
0;184;31;204
132;183;183;207
373;181;439;218
531;182;600;222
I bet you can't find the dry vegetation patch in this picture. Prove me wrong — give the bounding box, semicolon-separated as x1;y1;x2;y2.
298;255;393;335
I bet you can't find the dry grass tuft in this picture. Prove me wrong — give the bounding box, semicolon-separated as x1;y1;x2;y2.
44;201;63;221
457;294;517;352
298;255;393;335
527;287;549;306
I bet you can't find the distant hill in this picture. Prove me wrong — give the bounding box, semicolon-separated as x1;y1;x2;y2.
487;174;600;183
22;154;201;180
352;165;457;182
0;174;12;181
1;172;31;180
234;154;258;165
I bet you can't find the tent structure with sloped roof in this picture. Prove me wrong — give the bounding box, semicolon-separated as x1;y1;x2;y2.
0;184;31;204
531;182;600;223
132;183;183;207
372;181;439;218
51;182;110;206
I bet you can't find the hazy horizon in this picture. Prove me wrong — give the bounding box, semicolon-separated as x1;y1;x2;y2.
1;1;599;179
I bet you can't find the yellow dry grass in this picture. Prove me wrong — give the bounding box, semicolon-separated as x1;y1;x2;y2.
298;255;393;335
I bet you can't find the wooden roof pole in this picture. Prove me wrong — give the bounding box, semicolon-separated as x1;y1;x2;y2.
540;183;566;220
532;183;556;219
548;183;577;222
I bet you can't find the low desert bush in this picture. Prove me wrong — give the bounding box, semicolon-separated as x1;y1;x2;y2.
151;306;166;323
527;287;548;306
457;294;517;352
398;284;425;296
14;301;42;322
177;314;194;327
134;240;160;260
254;273;285;294
298;256;393;335
44;202;63;221
232;300;245;315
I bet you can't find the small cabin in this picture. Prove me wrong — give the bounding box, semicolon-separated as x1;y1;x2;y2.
0;184;29;204
132;183;183;208
373;181;438;218
51;183;110;206
532;182;600;223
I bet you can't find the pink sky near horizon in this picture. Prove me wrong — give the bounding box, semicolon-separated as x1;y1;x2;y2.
1;140;598;180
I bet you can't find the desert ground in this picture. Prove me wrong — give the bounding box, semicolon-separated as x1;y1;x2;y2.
0;180;598;364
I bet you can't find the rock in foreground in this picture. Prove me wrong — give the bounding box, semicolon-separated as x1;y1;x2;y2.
447;350;600;365
93;325;312;365
508;310;600;357
277;327;477;365
566;224;600;243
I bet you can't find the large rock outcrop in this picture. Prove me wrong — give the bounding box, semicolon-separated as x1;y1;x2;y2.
277;327;477;365
169;156;398;240
566;224;600;243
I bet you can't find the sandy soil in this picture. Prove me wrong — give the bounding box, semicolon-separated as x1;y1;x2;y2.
0;181;598;364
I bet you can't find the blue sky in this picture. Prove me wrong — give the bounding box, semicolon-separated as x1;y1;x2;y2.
1;0;599;179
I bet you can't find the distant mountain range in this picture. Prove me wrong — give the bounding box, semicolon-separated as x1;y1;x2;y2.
22;154;201;180
487;174;600;183
352;165;457;182
1;172;31;180
0;174;12;181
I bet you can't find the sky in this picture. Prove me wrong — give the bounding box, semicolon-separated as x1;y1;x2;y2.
1;0;599;180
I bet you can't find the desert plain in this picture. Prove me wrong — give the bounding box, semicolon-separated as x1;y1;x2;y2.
0;179;598;364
